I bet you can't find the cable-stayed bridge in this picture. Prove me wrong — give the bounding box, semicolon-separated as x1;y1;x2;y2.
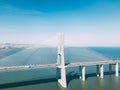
0;33;120;88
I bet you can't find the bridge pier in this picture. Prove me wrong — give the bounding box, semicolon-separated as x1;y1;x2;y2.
58;66;67;88
115;62;119;77
79;66;85;81
81;66;85;81
96;65;100;77
100;64;104;78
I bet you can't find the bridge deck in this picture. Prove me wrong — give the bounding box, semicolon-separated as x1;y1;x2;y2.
0;64;57;71
67;60;119;67
0;60;119;71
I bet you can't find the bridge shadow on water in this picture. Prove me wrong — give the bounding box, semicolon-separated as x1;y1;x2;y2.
0;78;57;89
66;71;117;86
0;71;118;89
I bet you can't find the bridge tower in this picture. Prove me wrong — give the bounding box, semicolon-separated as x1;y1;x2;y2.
56;33;67;88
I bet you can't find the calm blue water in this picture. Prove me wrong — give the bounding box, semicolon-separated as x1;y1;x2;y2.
0;47;120;90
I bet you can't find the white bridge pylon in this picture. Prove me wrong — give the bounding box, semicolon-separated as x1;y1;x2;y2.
56;33;119;88
56;33;67;88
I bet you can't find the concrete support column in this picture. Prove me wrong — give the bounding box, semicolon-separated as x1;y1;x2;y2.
58;66;67;88
79;66;82;79
81;66;85;81
96;65;100;77
115;62;119;77
109;64;112;74
100;64;104;78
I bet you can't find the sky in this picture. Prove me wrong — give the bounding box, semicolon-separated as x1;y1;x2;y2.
0;0;120;46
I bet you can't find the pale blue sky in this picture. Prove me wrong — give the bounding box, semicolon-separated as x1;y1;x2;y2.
0;0;120;46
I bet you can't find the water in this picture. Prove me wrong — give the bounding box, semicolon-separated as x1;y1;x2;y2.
0;47;120;90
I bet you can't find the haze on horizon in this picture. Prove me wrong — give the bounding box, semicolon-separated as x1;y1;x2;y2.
0;0;120;46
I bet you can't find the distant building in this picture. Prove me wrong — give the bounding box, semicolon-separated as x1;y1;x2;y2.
0;43;12;49
0;43;33;49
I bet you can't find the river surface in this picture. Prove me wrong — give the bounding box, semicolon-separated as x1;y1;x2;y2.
0;47;120;90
